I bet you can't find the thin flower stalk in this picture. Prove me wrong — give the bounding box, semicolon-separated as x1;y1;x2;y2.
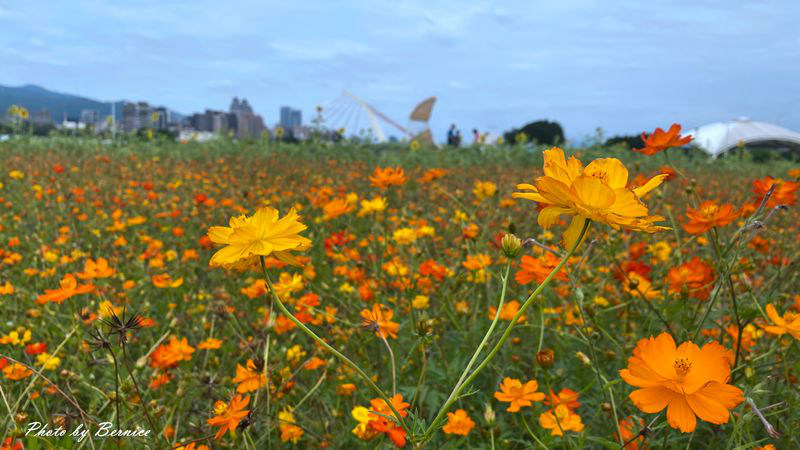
423;219;590;441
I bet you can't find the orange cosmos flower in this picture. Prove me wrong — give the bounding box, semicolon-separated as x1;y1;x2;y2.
208;207;311;270
2;363;32;381
616;416;648;450
761;304;800;340
304;356;326;370
0;281;13;295
634;123;693;155
278;409;304;443
624;272;661;300
36;274;94;305
323;197;355;220
232;359;267;393
172;442;209;450
207;394;250;440
152;273;183;288
667;257;715;300
442;409;476;436
197;338;222;350
539;404;584;436
368;394;410;447
683;201;738;234
360;303;399;339
462;254;491;271
149;337;195;370
513;147;668;249
2;437;24;450
544;388;581;410
619;332;743;433
515;252;568;285
418;168;447;183
369;166;407;189
76;257;115;279
494;377;545;412
338;383;357;396
752;176;798;207
488;300;527;323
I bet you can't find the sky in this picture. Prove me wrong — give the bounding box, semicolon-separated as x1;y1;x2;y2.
1;0;798;142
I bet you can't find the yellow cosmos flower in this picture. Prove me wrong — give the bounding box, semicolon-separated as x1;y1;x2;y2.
208;207;311;270
513;147;669;249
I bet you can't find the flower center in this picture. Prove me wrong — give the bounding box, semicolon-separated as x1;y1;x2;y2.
673;357;692;378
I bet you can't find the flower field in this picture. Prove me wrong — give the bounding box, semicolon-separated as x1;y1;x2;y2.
0;133;798;449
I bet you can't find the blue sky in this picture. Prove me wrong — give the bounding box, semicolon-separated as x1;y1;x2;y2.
1;0;798;141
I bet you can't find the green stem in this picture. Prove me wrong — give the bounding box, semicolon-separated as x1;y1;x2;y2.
446;261;512;407
422;219;590;441
258;256;413;440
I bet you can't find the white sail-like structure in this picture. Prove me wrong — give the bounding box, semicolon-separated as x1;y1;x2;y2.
683;118;800;157
322;91;436;143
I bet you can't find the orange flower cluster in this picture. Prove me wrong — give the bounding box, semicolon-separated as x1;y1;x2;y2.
368;394;411;447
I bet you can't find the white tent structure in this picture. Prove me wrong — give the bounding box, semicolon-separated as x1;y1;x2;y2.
683;118;800;157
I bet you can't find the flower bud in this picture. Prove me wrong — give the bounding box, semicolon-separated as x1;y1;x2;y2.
501;233;522;258
536;348;555;370
483;403;496;425
575;351;591;366
14;412;28;425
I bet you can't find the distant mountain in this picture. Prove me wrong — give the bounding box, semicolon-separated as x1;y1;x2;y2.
0;84;183;122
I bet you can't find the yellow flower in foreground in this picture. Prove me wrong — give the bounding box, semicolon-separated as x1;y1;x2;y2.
513;147;669;249
208;207;311;270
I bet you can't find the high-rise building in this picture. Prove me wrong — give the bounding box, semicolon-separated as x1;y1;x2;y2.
181;98;266;139
122;102;173;133
231;97;266;139
279;106;302;130
122;101;152;133
151;107;169;131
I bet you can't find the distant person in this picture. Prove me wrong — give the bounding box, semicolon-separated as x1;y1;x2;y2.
472;128;480;144
454;129;462;147
447;124;456;146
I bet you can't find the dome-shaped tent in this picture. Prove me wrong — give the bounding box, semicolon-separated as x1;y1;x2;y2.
683;118;800;157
